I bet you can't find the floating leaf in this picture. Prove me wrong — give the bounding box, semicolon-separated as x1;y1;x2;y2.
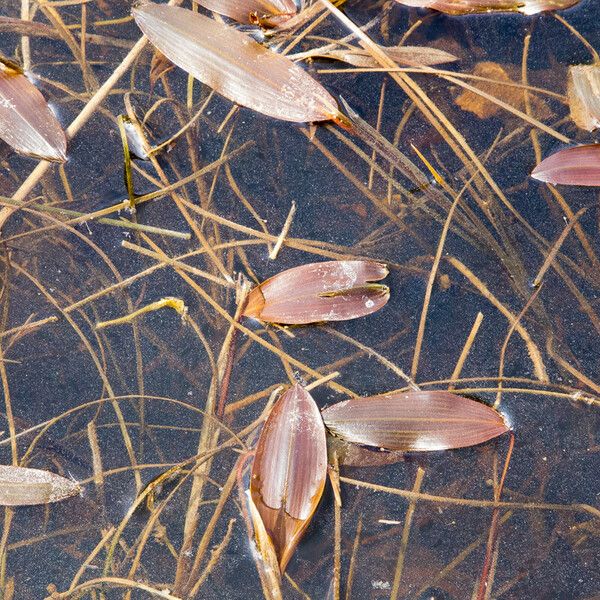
322;391;509;451
531;144;600;186
455;61;549;120
243;260;390;325
0;58;66;162
0;464;80;506
250;384;327;573
394;0;580;14
568;64;600;132
313;45;458;68
195;0;297;27
132;2;339;122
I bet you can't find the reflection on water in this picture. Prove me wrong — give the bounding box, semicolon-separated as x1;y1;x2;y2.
0;1;599;598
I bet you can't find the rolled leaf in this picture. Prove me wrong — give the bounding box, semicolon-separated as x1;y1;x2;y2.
243;260;390;325
0;465;80;506
531;144;600;186
322;391;509;451
250;384;328;573
246;491;282;580
568;64;600;131
394;0;580;14
315;45;458;68
132;2;339;123
195;0;297;27
0;58;66;162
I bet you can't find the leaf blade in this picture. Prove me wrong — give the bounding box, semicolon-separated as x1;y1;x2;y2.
0;60;66;162
531;144;600;186
394;0;580;14
0;465;80;506
322;391;509;451
132;2;339;123
244;260;390;324
321;45;458;68
250;384;328;572
568;64;600;132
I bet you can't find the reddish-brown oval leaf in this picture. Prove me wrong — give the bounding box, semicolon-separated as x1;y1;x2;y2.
195;0;297;27
132;2;339;123
394;0;579;14
243;260;390;325
250;384;327;573
322;391;509;452
531;144;600;186
0;59;66;162
0;465;80;506
568;64;600;132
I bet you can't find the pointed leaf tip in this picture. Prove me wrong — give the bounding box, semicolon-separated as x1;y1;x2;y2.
132;3;338;123
0;60;66;162
250;384;327;572
0;465;80;506
322;391;509;452
243;260;390;325
531;144;600;187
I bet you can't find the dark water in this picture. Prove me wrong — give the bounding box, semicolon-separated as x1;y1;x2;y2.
0;1;599;598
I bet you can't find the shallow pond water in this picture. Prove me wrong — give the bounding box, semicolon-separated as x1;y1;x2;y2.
0;1;599;599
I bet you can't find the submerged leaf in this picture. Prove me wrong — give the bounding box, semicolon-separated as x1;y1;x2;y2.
531;144;600;186
455;62;549;120
0;465;80;506
394;0;580;14
243;260;390;325
328;435;407;468
250;384;327;573
0;58;66;162
132;2;339;122
568;64;600;131
322;391;509;451
195;0;297;27
315;45;458;68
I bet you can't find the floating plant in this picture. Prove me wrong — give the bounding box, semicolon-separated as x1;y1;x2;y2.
0;56;66;162
243;260;390;325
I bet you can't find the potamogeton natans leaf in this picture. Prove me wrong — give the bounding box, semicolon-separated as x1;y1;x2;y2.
250;384;327;573
322;391;509;452
243;260;390;325
568;64;600;132
195;0;297;28
0;465;80;506
531;144;600;186
0;58;66;162
394;0;580;14
132;2;339;123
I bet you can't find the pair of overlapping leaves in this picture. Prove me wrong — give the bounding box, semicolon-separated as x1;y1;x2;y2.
249;384;509;574
242;260;508;573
